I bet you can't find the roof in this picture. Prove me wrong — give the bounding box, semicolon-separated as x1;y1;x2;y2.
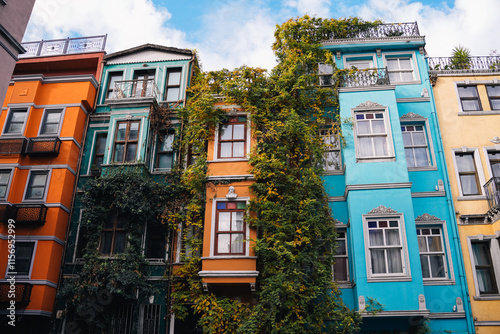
104;44;193;61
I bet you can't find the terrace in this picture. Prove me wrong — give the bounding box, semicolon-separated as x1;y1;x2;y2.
428;56;500;73
20;35;107;58
323;22;421;42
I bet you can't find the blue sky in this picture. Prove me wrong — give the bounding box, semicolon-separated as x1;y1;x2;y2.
24;0;499;71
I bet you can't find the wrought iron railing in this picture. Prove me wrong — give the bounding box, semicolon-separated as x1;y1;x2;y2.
110;79;160;101
0;283;32;307
324;22;420;41
12;204;48;225
484;177;500;210
20;35;106;58
25;137;61;156
0;138;27;155
428;56;500;72
340;68;390;87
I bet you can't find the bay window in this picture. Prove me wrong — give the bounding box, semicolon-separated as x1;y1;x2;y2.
354;109;393;160
113;121;140;163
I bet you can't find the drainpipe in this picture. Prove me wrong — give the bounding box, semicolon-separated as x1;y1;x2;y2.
425;57;475;334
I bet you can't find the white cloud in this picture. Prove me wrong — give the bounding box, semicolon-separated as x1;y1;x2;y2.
356;0;500;56
24;0;189;54
286;0;332;18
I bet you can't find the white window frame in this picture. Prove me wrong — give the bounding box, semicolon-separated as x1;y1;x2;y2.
153;131;175;173
363;211;411;282
38;108;65;136
5;240;37;279
210;197;250;258
320;127;342;174
73;210;87;262
400;116;436;171
318;63;333;86
86;130;108;175
2;107;30;136
352;106;395;162
0;168;14;200
451;147;486;200
104;70;124;100
486;84;500;111
107;117;145;165
416;221;455;285
467;234;500;300
333;228;350;283
344;53;376;70
383;51;420;85
22;169;50;202
212;111;251;162
483;146;500;179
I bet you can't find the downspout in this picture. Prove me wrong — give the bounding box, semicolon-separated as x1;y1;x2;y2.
425;58;475;334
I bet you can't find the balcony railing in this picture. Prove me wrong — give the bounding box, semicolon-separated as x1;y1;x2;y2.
341;68;390;88
323;22;420;41
25;137;62;156
0;283;32;307
428;56;500;72
484;177;500;210
20;35;107;58
0;138;27;155
11;204;48;225
110;79;160;101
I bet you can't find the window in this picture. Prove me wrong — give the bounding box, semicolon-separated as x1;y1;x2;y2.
346;60;372;69
366;218;406;276
106;72;123;99
4;108;27;134
458;86;481;111
92;133;107;171
333;230;349;281
471;240;498;295
320;128;341;171
386;57;414;82
401;124;430;167
165;68;182;102
7;242;35;277
0;170;11;199
215;201;246;255
488;150;500;178
486;85;500;110
318;63;333;86
354;110;392;159
133;69;155;97
145;224;166;260
417;227;447;279
455;152;481;196
113;121;140;163
74;221;89;261
40;109;62;135
218;116;246;159
155;132;175;171
100;215;127;256
25;171;48;200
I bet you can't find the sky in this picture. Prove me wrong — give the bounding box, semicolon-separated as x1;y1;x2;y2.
23;0;499;72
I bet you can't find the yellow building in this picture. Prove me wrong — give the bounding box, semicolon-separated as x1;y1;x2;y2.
430;56;500;333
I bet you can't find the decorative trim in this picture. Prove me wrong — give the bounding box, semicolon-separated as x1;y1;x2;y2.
400;112;425;120
396;97;430;103
0;233;66;246
327;196;345;202
322;36;425;47
490;137;500;144
458;111;500;116
226;186;238;199
473;295;500;301
356;101;384;108
206;174;254;181
360;310;429;317
474;321;500;326
201;256;257;260
367;205;398;214
11;74;99;89
339;85;395;93
344;182;412;197
415;213;441;221
428;312;466;319
198;270;259;277
423;279;456;286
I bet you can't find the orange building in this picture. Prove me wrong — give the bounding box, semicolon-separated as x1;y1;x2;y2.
0;36;105;333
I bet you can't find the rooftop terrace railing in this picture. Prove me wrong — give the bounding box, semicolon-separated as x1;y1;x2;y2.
428;56;500;72
323;22;420;41
20;35;107;58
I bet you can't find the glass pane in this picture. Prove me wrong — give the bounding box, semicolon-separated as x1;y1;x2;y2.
402;132;412;146
166;87;180;102
220;124;232;140
7;123;23;133
325;152;340;170
125;143;137;161
386;59;398;70
373;137;388;156
335;240;346;255
371;249;386;274
456;154;476;172
0;186;6;197
472;243;491;266
417;236;427;252
476;269;495;293
387;248;403;273
114;232;126;254
218;212;230;231
491;99;500;110
405;148;415;167
101;232;113;254
168;71;181;85
357;120;371;134
333;258;348;281
227;202;237;209
158;153;173;169
458;86;478;98
217;234;230;253
233;124;245;140
358;137;373;157
231;234;244;253
369;229;384;246
31;174;47;186
385;229;400;246
428;236;443;252
11;111;27;122
414;148;429;166
237;202;246;209
129;122;139;140
28;187;44;199
232;212;244;231
43;123;59;134
460;175;479;195
116;123;127;140
217;202;226;210
388;72;400;83
233;142;245;157
46;111;61;123
401;71;414;81
399;58;412;70
412;132;426;145
420;255;430;278
220;143;232;158
160;134;174;151
462;100;480;111
114;143;124;162
429;255;445;277
372;120;385;134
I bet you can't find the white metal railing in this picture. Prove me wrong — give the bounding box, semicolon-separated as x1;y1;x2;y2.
20;35;106;58
110;79;160;100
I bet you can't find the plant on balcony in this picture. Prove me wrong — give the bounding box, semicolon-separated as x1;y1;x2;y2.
450;45;471;70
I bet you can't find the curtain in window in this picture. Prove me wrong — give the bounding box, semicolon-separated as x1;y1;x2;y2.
472;243;496;293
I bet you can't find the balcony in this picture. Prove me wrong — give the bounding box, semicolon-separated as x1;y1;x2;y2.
323;22;420;41
0;283;32;307
428;56;500;73
109;79;160;101
0;138;27;155
11;204;48;225
484;177;500;210
341;68;390;88
20;35;107;58
25;137;61;156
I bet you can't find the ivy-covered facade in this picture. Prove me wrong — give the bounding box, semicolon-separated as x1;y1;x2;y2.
322;22;473;333
55;44;196;333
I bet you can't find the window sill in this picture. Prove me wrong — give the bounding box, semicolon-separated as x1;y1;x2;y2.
423;279;455;286
390;80;421;85
201;256;257;260
407;166;437;172
335;280;355;288
208;158;249;163
146;259;166;265
367;276;412;283
457;195;487;201
459;111;500;116
322;169;345;175
356;156;396;163
473;295;500;301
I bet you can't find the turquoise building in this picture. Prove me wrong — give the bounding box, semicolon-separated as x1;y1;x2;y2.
321;22;474;333
56;44;196;333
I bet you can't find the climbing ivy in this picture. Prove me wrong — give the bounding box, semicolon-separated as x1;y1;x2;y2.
170;16;381;333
